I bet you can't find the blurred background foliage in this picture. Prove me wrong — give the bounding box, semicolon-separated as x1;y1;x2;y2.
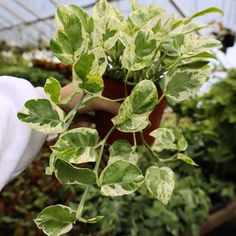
0;48;236;236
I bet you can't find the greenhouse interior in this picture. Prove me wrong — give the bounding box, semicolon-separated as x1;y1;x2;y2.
0;0;236;235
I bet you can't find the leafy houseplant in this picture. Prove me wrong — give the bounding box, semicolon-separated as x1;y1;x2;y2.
17;1;222;235
173;69;236;181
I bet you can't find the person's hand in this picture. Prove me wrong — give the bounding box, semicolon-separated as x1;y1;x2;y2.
61;83;120;115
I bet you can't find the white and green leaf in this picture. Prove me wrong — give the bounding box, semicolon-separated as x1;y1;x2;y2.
150;128;177;153
44;77;61;103
175;129;188;151
187;7;223;22
17;99;65;134
73;51;104;94
51;6;87;64
51;128;99;164
150;128;187;153
122;30;158;71
161;68;209;103
177;153;198;166
34;205;76;236
93;0;124;22
108;140;140;165
93;16;121;51
91;47;108;75
145;166;175;205
56;4;94;34
54;159;97;185
180;33;221;57
128;4;164;29
100;160;144;196
112;80;158;132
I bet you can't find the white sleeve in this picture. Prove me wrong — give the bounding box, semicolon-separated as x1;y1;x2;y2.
0;76;47;190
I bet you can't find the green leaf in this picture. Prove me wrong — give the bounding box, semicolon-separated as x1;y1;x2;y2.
93;0;124;22
182;52;217;60
122;30;158;71
174;21;208;35
73;51;104;94
100;160;144;196
150;128;177;153
128;4;164;29
79;216;104;224
180;33;221;57
44;77;61;103
56;5;94;34
101;17;120;51
130;0;140;11
108;140;140;165
150;128;187;153
112;80;158;132
188;7;223;22
51;6;87;64
145;166;175;205
175;129;188;151
161;68;209;103
54;159;97;185
172;34;184;51
51;128;99;164
178;61;209;69
93;9;122;51
177;153;198;166
17;99;65;134
91;47;108;75
34;205;76;236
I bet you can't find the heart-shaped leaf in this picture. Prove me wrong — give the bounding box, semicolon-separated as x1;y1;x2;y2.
51;6;87;64
34;205;76;236
52;128;99;164
17;99;65;134
54;159;97;185
73;51;104;94
108;140;140;165
44;77;61;103
100;160;144;196
122;30;158;71
112;80;158;132
145;166;175;205
161;68;209;103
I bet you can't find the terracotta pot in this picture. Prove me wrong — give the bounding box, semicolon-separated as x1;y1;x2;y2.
95;79;166;145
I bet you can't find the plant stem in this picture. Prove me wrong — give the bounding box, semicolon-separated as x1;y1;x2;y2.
159;154;178;163
140;132;157;161
64;93;86;129
133;133;137;149
76;186;91;219
94;125;116;172
167;57;181;71
157;93;165;105
124;70;131;97
76;125;116;219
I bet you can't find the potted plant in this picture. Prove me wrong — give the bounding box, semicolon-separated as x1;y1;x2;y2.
17;1;222;235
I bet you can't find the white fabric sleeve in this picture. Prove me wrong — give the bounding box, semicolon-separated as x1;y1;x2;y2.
0;76;47;191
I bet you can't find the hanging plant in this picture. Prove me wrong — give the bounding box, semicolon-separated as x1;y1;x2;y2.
17;1;222;235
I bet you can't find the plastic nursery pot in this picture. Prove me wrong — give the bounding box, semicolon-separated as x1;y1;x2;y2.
94;79;167;145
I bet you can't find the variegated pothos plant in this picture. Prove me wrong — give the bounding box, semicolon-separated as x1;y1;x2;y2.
17;1;222;235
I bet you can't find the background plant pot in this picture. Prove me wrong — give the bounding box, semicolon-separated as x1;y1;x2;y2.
95;79;167;145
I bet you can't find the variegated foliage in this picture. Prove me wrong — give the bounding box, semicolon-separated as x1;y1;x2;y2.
17;0;222;235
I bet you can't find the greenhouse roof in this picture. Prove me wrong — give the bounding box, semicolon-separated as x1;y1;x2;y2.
0;0;235;47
